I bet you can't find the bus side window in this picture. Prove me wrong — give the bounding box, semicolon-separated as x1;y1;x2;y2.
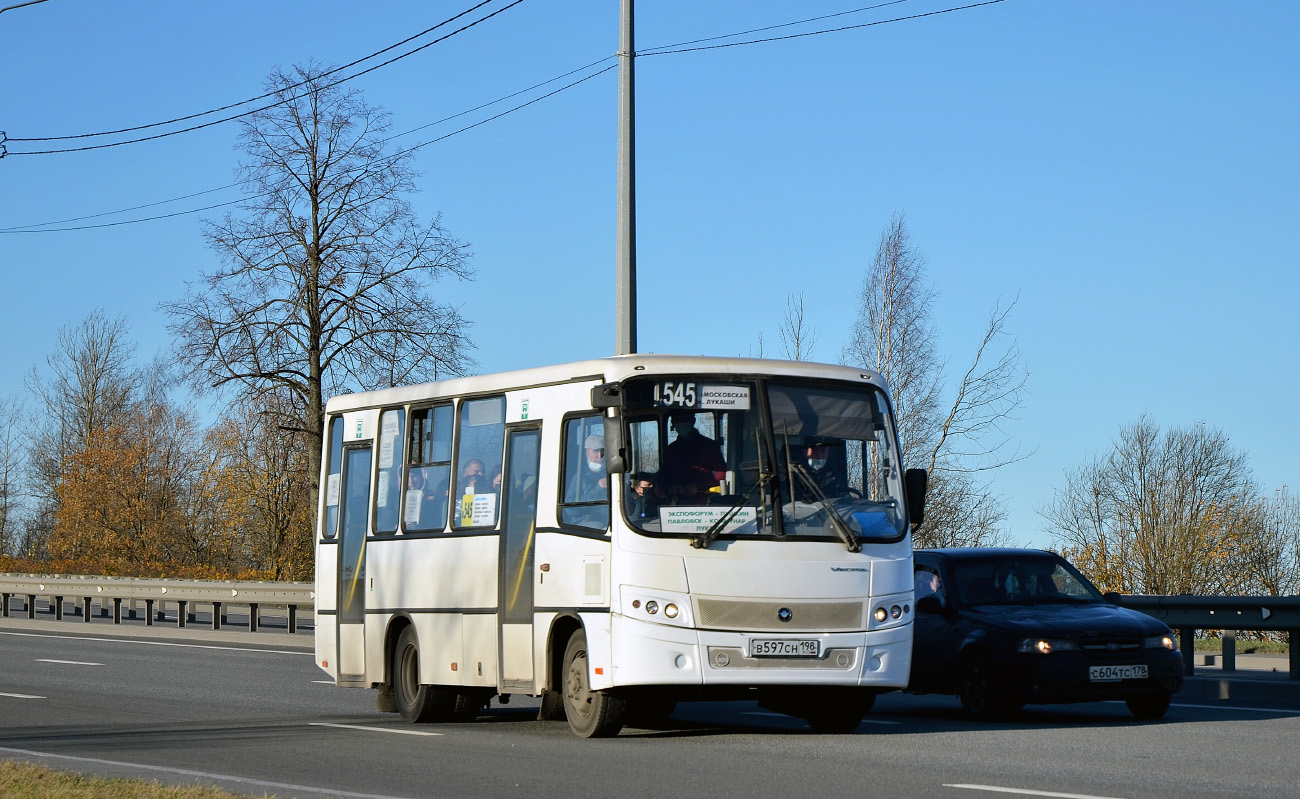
404;404;452;533
322;416;344;539
454;396;505;529
559;414;610;531
373;408;406;534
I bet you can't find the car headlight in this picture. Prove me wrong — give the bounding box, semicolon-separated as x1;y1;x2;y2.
1144;634;1177;651
1017;638;1080;654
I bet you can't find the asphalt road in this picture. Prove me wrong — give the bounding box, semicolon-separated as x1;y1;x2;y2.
2;624;1298;799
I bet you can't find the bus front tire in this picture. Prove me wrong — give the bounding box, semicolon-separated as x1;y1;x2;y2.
562;630;626;738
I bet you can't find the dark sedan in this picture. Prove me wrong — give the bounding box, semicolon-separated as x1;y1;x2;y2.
909;548;1183;719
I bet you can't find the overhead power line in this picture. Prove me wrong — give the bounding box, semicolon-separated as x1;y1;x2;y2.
639;0;1007;58
1;0;526;156
637;0;917;55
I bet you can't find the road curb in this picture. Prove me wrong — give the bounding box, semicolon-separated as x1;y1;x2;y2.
1180;674;1300;705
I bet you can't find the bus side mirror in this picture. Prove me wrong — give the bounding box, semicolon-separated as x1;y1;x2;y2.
905;468;928;528
603;415;628;474
591;382;624;409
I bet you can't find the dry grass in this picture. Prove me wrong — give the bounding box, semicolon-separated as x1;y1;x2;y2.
0;761;269;799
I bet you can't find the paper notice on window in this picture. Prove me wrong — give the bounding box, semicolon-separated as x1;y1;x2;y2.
382;413;400;436
376;472;390;507
326;474;341;506
405;490;422;524
462;492;497;526
379;433;396;468
659;506;756;533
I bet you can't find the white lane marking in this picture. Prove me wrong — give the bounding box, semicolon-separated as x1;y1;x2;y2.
309;722;444;737
0;692;45;699
312;680;335;684
0;630;309;656
945;785;1128;799
741;711;901;726
0;745;417;799
35;658;103;666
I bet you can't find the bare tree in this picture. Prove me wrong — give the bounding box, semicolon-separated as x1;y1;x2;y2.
1042;417;1258;594
163;63;476;515
23;310;138;556
0;394;24;556
778;293;819;361
1235;487;1300;596
842;213;1025;547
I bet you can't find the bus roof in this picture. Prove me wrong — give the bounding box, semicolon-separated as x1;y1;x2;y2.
324;354;887;414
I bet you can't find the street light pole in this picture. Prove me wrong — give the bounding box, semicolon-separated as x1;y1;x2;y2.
614;0;637;355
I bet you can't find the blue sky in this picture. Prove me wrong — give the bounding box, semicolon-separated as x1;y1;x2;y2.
2;0;1296;548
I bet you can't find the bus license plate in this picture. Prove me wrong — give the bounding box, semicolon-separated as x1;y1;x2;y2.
1089;664;1148;682
750;639;820;657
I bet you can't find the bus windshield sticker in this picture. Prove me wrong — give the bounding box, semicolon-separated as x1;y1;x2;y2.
652;382;750;409
700;385;750;409
659;506;757;533
326;473;341;506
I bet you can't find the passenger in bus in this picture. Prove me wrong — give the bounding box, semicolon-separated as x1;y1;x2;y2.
462;458;488;493
572;433;608;501
659;411;726;504
627;474;656;521
405;467;447;531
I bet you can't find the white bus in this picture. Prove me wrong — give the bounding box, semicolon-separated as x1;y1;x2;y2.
314;354;926;737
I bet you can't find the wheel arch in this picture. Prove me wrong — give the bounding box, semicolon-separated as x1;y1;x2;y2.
545;612;584;693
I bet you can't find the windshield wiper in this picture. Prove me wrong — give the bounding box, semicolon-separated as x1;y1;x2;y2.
692;470;772;549
789;462;860;553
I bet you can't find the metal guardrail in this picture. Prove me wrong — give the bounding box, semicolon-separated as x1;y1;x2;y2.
0;573;314;634
1117;594;1300;679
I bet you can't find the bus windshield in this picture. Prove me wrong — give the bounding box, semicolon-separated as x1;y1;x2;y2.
620;377;906;546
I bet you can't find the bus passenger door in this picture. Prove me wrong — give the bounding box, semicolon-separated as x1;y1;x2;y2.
337;444;373;684
499;426;541;692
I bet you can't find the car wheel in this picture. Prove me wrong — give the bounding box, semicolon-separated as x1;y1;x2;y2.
959;654;1016;721
1125;691;1171;719
562;630;627;737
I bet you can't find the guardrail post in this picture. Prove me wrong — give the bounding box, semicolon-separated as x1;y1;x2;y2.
1179;627;1196;676
212;601;222;631
2;593;9;617
54;595;63;621
82;597;91;622
113;597;121;624
127;598;137;621
1291;630;1298;681
249;603;259;633
186;604;196;625
1221;630;1236;672
177;600;187;628
288;604;298;634
145;599;155;626
27;594;36;619
157;600;167;622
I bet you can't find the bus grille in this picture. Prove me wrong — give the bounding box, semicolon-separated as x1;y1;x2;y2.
695;598;864;631
706;646;859;670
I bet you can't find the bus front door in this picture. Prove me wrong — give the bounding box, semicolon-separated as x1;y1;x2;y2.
337;444;373;685
499;427;541;691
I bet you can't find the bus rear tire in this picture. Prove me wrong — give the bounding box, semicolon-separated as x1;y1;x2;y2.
394;626;438;722
562;630;626;738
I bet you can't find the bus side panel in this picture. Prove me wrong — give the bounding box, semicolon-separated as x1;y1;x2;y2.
364;611;393;685
415;612;464;687
314;543;338;678
369;537;499;613
534;532;612;608
463;613;499;687
579;611;615;691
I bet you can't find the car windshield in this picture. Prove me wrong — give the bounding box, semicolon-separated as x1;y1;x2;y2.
949;555;1105;606
618;376;907;547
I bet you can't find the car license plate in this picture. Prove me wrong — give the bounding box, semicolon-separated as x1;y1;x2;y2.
750;639;820;657
1089;664;1148;682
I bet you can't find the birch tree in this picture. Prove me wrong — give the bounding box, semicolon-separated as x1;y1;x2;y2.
842;213;1026;547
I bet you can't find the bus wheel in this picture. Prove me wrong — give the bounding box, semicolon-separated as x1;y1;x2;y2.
562;630;626;738
394;626;438;722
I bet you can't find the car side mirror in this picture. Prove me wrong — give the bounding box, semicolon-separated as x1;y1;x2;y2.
1103;591;1121;606
904;468;928;528
916;595;945;615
